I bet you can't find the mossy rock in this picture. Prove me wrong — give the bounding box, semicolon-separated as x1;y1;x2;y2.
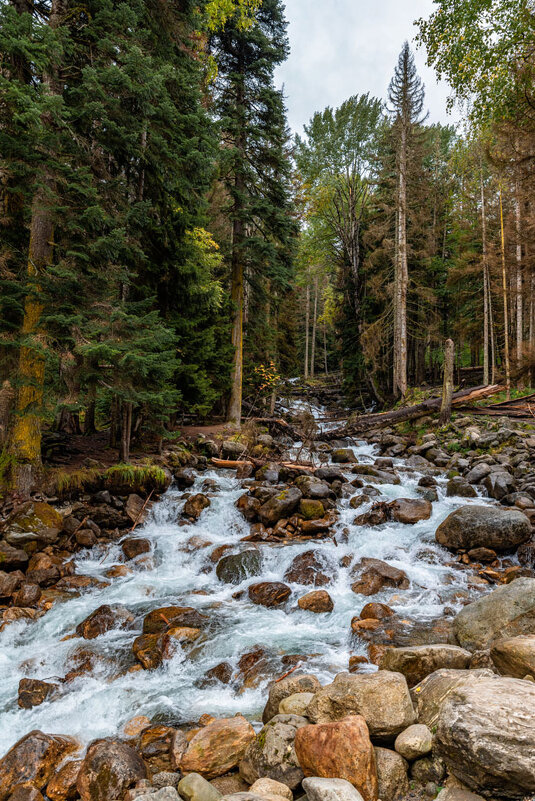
104;464;171;495
299;499;325;520
2;501;63;546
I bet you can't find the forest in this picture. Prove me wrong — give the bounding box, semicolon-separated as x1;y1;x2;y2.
1;0;534;488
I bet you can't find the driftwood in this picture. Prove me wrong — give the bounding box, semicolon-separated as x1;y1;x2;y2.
211;457;316;473
322;383;504;439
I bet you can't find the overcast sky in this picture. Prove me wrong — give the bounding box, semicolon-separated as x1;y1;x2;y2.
275;0;461;135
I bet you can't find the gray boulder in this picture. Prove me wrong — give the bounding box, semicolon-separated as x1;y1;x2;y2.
379;644;471;687
302;777;365;801
435;505;531;551
374;747;409;801
257;487;302;526
262;674;322;723
239;714;307;790
410;669;494;728
178;773;222;800
453;578;535;650
216;551;262;585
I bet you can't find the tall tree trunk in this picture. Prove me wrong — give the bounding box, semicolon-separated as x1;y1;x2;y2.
515;181;523;374
439;338;454;425
481;167;490;386
119;401;133;463
304;282;310;379
323;323;328;375
394;120;408;398
500;188;511;399
310;277;318;378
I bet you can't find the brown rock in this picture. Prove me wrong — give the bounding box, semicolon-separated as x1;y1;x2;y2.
142;606;207;635
490;634;535;678
374;747;409;801
294;715;378;801
13;583;41;608
75;604;134;639
298;590;334;613
133;627;200;669
204;661;233;684
0;731;77;801
249;582;291;607
0;543;29;572
0;570;24;598
360;603;394;621
18;679;58;709
379;645;472;687
46;760;81;801
351;558;409;596
121;538;151;560
179;716;255;779
183;493;211;520
284;550;333;586
139;725;177;772
236;495;262;521
263;674;322;723
390;499;432;524
77;739;146;800
257;487;303;526
125;494;147;525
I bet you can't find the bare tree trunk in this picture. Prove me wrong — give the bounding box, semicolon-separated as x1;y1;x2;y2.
304;282;310;379
481;168;490;386
310;277;318;378
323;323;328;375
500;188;511;399
515;182;523;375
0;381;14;448
394;121;408;398
119;402;133;463
439;339;455;425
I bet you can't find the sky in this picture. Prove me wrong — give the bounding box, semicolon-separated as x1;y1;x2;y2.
275;0;461;136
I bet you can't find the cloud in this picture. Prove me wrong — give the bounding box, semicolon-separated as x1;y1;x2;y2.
275;0;461;134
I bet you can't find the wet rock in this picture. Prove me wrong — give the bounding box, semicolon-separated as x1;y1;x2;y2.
332;448;357;463
255;463;280;483
0;570;23;598
435;674;535;797
379;644;471;687
180;716;255;780
446;478;477;498
133;627;200;669
314;467;346;483
2;502;62;547
6;789;44;801
374;747;408;801
216;551;262;584
77;739;146;800
143;606;208;635
236;495;262;522
351;558;409;597
465;463;492;484
55;575;108;592
239;713;307;790
248;582;291;607
284;550;333;586
257;488;302;526
178;772;222;800
75;604;134;639
139;725;177;773
0;542;29;572
435;505;531;552
306;671;416;738
174;467;197;488
490;634;535;678
249;777;292;799
18;678;58;709
184;494;211;521
298;589;333;613
122;538;151;560
466;547;496;563
295;716;377;801
125;494;148;525
46;759;82;801
204;662;233;684
299;499;325;520
410;669;494;728
221;440;247;458
0;731;76;801
517;541;535;568
453;578;535;650
410;755;446;784
394;724;432;760
278;691;315;716
13;582;41;607
302;777;366;801
390;499;432;524
360;603;393;621
263;674;322;723
483;471;516;500
295;475;331;499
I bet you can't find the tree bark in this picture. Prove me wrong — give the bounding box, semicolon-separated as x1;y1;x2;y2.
500;187;511;399
515;181;523;373
119;401;133;463
310;277;318;378
394;118;408;398
304;281;310;379
439;339;454;425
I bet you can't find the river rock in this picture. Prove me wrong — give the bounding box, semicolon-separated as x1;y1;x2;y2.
490;634;535;678
77;739;145;800
278;691;314;716
390;499;432;524
178;772;222;801
394;724;432;760
0;731;76;801
410;669;494;728
0;570;23;598
299;499;325;520
184;493;211;520
257;488;302;526
143;606;207;634
236;495;262;521
18;678;58;709
248;582;291;607
315;467;346;483
180;716;255;779
410;754;446;784
483;471;516;500
374;747;408;801
2;502;62;547
518;541;535;568
121;538;151;560
351;558;410;596
239;713;306;790
6;789;44;801
360;603;393;621
0;542;29;571
46;759;82;801
133;627;200;669
249;778;292;800
284;550;333;586
435;674;535;797
453;578;535;650
221;440;247;458
306;671;416;738
435;505;531;552
135;790;179;801
295;716;377;801
298;589;334;613
75;604;134;639
263;674;322;723
332;448;357;463
302;777;366;801
295;475;331;499
216;551;262;584
255;463;281;483
379;644;471;687
446;478;477;498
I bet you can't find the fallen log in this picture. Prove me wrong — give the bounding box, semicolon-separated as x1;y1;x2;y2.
323;383;504;439
250;417;303;442
211;457;316;473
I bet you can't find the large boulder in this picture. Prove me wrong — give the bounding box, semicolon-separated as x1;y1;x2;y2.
142;606;207;635
306;671;416;739
284;550;333;586
177;773;222;801
77;739;146;800
239;713;307;790
394;724;433;761
298;590;334;613
295;475;331;499
75;604;134;639
2;502;63;546
374;747;408;801
216;551;262;584
410;669;494;728
0;543;28;571
389;499;432;524
294;716;377;801
257;487;302;526
490;634;535;678
453;578;535;650
262;674;322;723
435;674;535;797
351;559;409;597
379;644;471;687
248;582;291;607
180;716;255;780
46;759;82;801
0;731;76;801
435;505;531;552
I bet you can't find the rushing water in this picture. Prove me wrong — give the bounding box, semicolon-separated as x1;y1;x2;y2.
0;427;492;755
